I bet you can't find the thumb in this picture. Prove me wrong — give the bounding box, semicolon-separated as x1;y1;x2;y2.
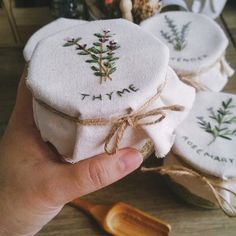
56;148;143;204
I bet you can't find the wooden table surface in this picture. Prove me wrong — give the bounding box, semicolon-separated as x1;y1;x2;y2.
0;3;236;236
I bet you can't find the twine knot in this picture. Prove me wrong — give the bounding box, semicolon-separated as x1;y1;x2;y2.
126;116;136;127
117;115;136;127
104;104;184;155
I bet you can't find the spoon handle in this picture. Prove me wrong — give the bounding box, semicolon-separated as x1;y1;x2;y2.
71;198;110;224
71;198;96;214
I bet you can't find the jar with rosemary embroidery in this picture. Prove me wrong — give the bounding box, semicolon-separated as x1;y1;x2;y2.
23;18;86;62
26;19;195;163
163;92;236;216
141;11;234;92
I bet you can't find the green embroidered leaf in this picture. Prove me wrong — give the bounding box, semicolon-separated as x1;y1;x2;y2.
218;127;228;132
222;130;232;135
94;72;102;76
198;121;205;126
218;135;232;140
77;51;89;55
63;37;81;46
113;45;120;50
109;57;119;61
91;66;99;71
86;59;96;63
207;122;211;129
91;54;99;60
218;109;226;116
89;47;101;54
231;117;236;123
101;49;108;54
197;97;236;145
217;114;223;124
94;33;103;38
63;42;75;47
108;67;116;74
107;62;116;68
93;42;101;47
102;56;112;60
224;98;232;108
223;120;231;124
232;129;236;134
209;115;217;121
94;72;106;77
74;37;82;43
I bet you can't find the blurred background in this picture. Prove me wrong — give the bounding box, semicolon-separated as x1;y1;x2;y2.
0;0;234;47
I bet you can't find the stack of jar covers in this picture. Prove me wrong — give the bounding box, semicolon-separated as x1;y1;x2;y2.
141;11;235;216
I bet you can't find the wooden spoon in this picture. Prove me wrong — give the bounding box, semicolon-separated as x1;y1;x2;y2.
70;198;171;236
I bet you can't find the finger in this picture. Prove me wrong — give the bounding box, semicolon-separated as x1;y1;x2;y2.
53;148;143;204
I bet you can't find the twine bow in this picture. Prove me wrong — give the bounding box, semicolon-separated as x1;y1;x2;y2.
104;104;184;155
141;165;236;217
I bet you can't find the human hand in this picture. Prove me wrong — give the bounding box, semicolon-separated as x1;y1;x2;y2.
0;67;143;236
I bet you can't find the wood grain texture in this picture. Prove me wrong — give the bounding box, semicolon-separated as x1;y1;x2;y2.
0;9;16;46
0;4;236;236
0;3;53;46
222;1;236;49
0;47;23;134
36;159;236;236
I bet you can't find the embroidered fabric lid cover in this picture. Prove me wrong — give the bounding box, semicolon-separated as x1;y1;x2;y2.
23;18;86;62
173;92;236;178
141;11;228;75
27;19;195;163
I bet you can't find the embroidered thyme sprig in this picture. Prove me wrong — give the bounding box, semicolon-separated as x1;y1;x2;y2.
197;98;236;145
160;15;191;51
63;30;120;83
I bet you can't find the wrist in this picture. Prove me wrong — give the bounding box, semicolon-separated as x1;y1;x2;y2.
0;228;35;236
0;196;36;236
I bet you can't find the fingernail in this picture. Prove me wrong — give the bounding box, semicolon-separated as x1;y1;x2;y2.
117;148;143;172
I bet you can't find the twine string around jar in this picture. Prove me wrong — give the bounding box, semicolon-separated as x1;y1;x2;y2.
32;81;184;155
141;165;236;217
179;75;209;91
179;55;234;91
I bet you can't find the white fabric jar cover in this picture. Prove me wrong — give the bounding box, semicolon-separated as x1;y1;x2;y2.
141;11;234;92
23;18;86;62
23;18;154;159
164;92;236;216
26;19;195;163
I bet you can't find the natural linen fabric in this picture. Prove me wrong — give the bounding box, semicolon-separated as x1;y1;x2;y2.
27;19;195;163
141;11;234;92
23;18;86;62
